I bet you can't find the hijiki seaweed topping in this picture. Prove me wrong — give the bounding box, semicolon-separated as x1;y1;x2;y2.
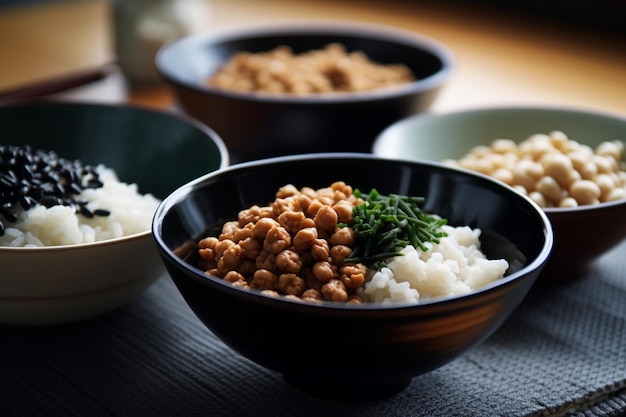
0;145;110;236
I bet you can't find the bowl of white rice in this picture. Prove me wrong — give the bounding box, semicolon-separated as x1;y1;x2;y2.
152;153;553;400
0;101;229;325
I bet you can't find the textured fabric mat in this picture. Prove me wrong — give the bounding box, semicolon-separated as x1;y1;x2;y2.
2;240;625;417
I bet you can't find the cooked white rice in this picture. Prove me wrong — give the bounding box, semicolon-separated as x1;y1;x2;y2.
0;165;160;247
361;225;509;304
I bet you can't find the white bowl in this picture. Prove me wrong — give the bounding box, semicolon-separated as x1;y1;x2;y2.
0;101;228;325
0;235;163;325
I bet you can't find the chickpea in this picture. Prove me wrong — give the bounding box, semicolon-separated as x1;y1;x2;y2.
301;288;323;302
549;130;570;152
255;250;277;272
339;263;367;290
486;153;508;170
250;269;278;290
491;138;518;154
251;217;280;240
300;217;316;229
569;180;601;205
593;154;617;174
578;161;598;181
330;181;353;197
330;244;353;265
278;210;305;234
465;157;494;175
512;161;539;192
277;273;306;296
219;221;240;241
526;136;557;160
238;205;263;226
310;238;330;261
224;270;246;284
567;151;589;174
607;187;626;201
272;197;293;217
312;261;336;282
529;191;548;208
239;237;261;260
469;145;492;158
559;197;578;208
596;174;616;201
332;200;354;224
321;279;348;302
232;224;253;242
306;200;324;217
329;227;355;246
263;225;291;254
220;244;245;270
313;205;338;232
276;184;299;198
535;176;564;204
513;185;528;195
542;153;573;188
198;236;219;261
596;140;623;161
293;227;318;251
215;239;235;259
492;168;514;185
276;249;302;274
293;194;312;212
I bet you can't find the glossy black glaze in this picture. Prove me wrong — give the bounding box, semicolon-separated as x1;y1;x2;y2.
152;154;553;400
155;23;454;161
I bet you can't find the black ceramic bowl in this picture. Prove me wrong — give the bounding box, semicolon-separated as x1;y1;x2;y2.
0;101;229;325
155;21;454;161
152;154;552;400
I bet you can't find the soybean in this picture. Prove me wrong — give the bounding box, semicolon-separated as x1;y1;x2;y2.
448;131;625;208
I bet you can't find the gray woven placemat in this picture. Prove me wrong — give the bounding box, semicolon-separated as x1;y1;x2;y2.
2;240;625;417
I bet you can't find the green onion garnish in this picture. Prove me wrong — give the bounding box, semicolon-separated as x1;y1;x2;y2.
341;188;448;270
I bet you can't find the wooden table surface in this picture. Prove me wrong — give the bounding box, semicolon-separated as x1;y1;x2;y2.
0;0;624;114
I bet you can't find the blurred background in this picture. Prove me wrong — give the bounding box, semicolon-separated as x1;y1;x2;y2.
0;0;624;113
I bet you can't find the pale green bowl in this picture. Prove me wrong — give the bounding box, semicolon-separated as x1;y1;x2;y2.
373;106;626;280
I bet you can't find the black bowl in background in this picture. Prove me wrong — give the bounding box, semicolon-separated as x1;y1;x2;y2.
155;21;454;161
152;154;552;400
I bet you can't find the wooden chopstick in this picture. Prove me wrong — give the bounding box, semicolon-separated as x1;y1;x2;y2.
0;63;118;101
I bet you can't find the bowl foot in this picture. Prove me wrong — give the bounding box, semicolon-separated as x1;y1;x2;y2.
283;374;411;401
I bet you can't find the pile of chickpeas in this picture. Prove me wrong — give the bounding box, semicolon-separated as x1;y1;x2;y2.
206;43;415;95
445;131;626;208
197;181;369;303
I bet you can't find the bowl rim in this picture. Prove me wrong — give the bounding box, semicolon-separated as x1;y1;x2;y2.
0;230;153;253
0;100;230;253
155;19;455;104
372;104;626;215
0;99;231;169
153;152;554;312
